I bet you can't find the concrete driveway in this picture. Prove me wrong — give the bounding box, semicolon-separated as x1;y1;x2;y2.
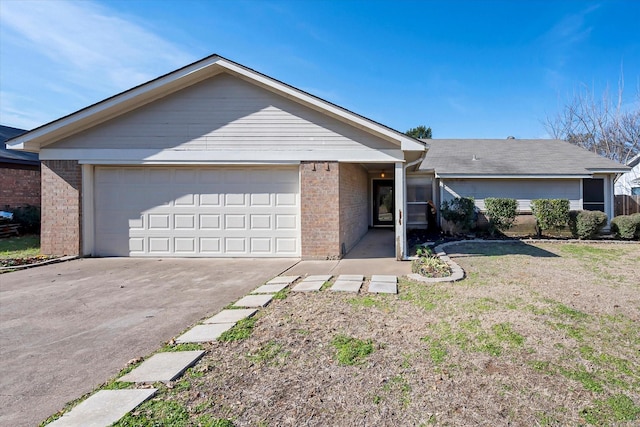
0;257;297;427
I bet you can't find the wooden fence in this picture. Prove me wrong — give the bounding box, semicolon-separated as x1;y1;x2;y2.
615;195;640;216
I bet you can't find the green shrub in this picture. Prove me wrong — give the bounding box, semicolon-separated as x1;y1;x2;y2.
568;210;608;239
484;198;518;233
611;214;640;240
8;205;41;234
530;199;569;234
440;197;475;232
633;213;640;238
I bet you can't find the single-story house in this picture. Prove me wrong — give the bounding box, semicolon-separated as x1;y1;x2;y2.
614;154;640;196
1;125;40;210
417;139;629;229
6;55;630;258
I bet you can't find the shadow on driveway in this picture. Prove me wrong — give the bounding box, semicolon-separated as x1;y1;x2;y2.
0;257;297;427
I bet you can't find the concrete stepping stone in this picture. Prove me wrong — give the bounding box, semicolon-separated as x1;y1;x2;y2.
303;274;332;282
292;281;325;292
331;280;362;293
175;323;235;343
203;309;257;324
368;281;398;294
233;294;273;308
118;351;205;383
47;388;156;427
266;275;300;285
370;275;397;283
252;282;289;294
337;274;364;281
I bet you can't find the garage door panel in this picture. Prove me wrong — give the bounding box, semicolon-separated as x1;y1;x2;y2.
94;166;299;257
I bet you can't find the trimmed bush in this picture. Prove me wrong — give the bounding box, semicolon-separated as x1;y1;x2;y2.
484;198;518;233
611;214;640;240
531;199;569;234
8;205;41;234
569;210;608;239
440;197;475;232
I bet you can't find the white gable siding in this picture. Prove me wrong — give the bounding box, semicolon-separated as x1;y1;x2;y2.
46;73;399;162
441;179;582;211
614;162;640;195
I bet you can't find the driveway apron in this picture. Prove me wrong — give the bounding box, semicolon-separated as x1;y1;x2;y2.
0;257;296;427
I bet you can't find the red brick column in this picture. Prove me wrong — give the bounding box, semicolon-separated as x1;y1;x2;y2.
41;160;82;255
300;161;340;259
339;163;369;253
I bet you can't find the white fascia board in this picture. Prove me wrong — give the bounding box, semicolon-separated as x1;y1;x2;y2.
435;173;592;179
586;168;631;173
39;148;405;164
218;60;424;151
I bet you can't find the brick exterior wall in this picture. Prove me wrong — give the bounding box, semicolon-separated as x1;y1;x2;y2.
300;161;369;259
0;164;41;209
339;163;369;253
300;161;341;259
41;160;82;255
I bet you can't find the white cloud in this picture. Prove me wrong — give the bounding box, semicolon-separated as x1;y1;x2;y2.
0;0;195;127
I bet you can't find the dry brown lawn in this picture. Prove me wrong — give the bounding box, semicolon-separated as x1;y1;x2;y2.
113;241;640;427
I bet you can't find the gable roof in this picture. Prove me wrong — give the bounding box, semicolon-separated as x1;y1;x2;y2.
1;125;38;165
6;54;425;154
419;139;630;177
627;153;640;168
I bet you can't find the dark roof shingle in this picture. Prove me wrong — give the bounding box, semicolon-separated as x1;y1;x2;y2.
419;139;629;176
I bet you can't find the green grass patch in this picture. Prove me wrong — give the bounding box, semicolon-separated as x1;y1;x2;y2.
160;342;205;352
491;322;525;347
559;244;625;260
331;334;375;366
217;317;257;342
382;374;412;407
0;234;40;258
580;394;640;425
560;366;603;393
424;338;447;365
114;398;190;426
246;340;290;366
347;294;391;311
272;287;290;300
398;279;451;312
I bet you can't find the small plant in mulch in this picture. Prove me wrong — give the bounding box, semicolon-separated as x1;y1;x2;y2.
411;246;451;278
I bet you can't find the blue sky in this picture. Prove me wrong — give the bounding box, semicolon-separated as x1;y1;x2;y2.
1;0;638;138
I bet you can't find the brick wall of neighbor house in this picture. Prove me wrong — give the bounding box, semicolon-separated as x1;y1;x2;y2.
0;165;41;209
339;163;369;254
300;161;340;259
41;160;82;255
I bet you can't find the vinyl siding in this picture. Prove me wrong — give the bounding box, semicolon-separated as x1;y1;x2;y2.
441;179;582;211
50;73;397;155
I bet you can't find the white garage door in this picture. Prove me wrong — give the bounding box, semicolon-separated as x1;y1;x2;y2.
94;166;300;257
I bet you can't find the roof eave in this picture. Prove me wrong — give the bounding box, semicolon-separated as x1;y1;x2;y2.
435;173;595;179
7;54;422;153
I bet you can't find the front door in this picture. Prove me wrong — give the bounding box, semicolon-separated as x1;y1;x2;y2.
373;179;394;226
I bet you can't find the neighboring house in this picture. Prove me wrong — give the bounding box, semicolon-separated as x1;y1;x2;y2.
614;154;640;196
416;139;629;228
6;55;630;258
1;125;40;210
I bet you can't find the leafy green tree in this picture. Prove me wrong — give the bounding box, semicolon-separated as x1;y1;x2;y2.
405;125;432;139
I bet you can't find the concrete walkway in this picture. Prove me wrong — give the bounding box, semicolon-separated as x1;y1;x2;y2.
285;228;412;277
0;257;296;427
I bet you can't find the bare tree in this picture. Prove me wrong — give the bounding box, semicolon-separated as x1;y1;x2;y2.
544;76;640;164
